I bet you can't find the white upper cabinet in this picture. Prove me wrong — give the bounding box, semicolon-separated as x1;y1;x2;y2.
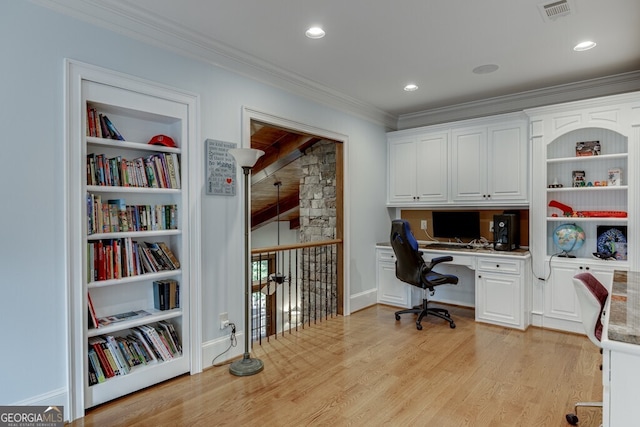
451;120;528;204
387;112;528;207
388;130;449;205
451;126;487;202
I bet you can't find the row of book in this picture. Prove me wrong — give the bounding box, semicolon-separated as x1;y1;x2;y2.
153;280;180;311
87;194;177;235
87;106;125;140
88;238;180;282
87;322;182;386
87;152;181;189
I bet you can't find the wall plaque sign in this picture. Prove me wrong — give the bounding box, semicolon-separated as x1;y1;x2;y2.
206;139;237;196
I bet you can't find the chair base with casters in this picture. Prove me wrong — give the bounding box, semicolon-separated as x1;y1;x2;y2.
394;288;455;330
565;401;603;426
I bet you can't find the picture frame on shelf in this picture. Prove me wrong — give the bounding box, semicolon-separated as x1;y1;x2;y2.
596;225;627;260
575;140;601;156
608;167;623;186
572;170;586;187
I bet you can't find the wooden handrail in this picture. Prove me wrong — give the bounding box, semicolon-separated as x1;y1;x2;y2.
251;238;342;255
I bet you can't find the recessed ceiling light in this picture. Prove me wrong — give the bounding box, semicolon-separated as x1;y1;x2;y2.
404;84;419;92
306;27;325;39
574;41;596;51
472;64;499;75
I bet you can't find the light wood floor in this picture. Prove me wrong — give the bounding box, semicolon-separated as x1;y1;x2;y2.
69;305;602;426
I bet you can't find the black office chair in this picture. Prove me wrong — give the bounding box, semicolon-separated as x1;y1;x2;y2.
390;219;458;330
565;272;608;426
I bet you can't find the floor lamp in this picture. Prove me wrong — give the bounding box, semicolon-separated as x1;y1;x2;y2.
228;147;265;376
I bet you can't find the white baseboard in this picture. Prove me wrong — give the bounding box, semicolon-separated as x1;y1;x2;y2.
349;288;377;314
12;388;68;421
201;333;244;369
12;387;67;407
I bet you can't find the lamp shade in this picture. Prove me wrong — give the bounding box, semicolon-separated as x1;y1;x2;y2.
228;148;265;168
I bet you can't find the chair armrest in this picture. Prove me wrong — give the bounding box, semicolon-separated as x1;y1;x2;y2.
427;255;453;269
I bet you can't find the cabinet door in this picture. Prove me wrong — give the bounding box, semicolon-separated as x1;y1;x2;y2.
377;249;411;307
486;122;528;201
415;132;449;203
476;272;521;328
388;137;417;203
377;261;410;307
451;127;487;202
609;350;640;427
545;263;614;332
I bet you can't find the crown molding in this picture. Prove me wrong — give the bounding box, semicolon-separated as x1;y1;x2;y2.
30;0;397;129
396;70;640;130
27;1;640;131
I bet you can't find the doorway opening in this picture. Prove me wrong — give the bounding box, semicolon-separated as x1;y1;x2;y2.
244;110;346;340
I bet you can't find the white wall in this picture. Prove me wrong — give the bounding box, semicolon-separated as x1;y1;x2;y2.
0;1;389;408
252;221;299;249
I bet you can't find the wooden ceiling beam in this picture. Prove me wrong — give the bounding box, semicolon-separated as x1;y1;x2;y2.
251;134;322;184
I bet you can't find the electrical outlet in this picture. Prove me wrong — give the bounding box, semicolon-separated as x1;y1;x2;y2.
219;312;229;330
489;221;494;233
421;219;427;230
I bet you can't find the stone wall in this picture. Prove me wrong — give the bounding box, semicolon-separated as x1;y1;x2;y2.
298;140;338;319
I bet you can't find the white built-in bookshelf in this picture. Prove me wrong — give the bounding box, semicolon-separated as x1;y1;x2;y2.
527;92;639;333
545;128;629;261
66;60;199;420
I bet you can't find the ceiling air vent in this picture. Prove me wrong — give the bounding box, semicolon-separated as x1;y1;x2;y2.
538;0;574;22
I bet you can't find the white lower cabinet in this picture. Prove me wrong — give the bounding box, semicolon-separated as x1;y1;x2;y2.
605;348;640;426
544;260;616;333
475;256;530;330
376;248;417;308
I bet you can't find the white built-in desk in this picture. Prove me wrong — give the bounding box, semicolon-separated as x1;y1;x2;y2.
376;243;531;330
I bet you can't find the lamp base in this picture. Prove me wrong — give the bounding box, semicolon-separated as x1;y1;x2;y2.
229;352;264;376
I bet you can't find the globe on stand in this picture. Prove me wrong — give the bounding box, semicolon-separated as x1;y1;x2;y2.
553;223;586;258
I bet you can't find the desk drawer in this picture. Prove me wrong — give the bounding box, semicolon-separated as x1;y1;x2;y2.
377;249;396;262
477;257;521;274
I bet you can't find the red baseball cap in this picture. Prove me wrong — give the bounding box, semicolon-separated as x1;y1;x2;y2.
148;134;177;148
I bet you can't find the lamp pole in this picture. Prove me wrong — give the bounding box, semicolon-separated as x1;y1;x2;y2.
228;148;265;376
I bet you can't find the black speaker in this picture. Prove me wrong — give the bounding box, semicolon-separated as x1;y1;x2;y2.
493;213;519;251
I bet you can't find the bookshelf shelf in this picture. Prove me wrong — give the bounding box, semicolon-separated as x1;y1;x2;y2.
87;308;182;337
66;60;198;418
87;136;181;154
85;356;187;407
546;217;628;223
87;229;181;240
546;185;628;193
546;152;628;163
88;270;181;289
87;185;181;194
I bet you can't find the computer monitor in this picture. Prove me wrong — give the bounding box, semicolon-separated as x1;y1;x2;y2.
432;211;480;240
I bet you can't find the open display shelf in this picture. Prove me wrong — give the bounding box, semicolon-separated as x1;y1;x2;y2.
545;128;628;263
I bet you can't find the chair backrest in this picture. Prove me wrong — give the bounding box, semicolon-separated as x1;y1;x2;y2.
572;272;609;347
390;220;425;286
